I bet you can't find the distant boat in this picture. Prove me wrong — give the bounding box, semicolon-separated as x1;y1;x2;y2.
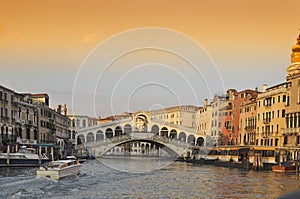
272;162;296;173
36;159;82;180
0;146;50;167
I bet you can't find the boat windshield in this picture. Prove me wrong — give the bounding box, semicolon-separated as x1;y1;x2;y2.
47;162;62;168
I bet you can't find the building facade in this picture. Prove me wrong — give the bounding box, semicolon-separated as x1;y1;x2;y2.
149;105;199;128
238;96;258;145
0;85;71;157
255;83;287;147
210;95;227;146
197;99;212;146
284;33;300;146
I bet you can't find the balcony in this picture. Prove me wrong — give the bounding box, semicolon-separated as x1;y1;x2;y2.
0;98;8;103
282;127;300;135
245;126;255;131
18;139;37;144
1;116;9;122
264;103;272;107
24;120;32;128
263;118;271;124
14;117;22;124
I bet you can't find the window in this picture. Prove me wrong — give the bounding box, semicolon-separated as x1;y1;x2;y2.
283;95;286;102
282;109;286;118
26;128;30;139
286;96;290;106
284;135;288;145
278;96;280;103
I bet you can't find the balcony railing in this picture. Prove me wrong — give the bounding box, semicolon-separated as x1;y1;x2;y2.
245;126;255;131
0;98;8;103
14;117;21;124
1;116;9;121
282;127;300;134
263;118;271;124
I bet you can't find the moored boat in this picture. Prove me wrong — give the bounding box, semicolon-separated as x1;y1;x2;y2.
272;162;296;173
0;146;49;167
36;159;81;180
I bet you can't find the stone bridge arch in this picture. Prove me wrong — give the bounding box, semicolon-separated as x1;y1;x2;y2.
81;133;191;158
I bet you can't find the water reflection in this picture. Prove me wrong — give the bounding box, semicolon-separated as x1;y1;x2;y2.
0;157;299;198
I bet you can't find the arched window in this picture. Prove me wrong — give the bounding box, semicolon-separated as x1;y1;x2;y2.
178;132;186;142
115;126;123;136
87;132;94;142
160;127;168;137
124;124;132;134
151;125;159;135
96;130;104;141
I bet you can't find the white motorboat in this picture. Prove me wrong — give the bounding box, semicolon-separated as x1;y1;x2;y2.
65;155;86;164
37;159;81;180
0;146;49;167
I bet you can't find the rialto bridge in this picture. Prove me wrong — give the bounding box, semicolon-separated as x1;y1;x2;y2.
75;111;206;157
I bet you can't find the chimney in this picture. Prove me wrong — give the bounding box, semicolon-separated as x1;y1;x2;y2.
262;84;268;92
57;105;62;113
63;104;67;116
255;87;258;91
204;99;208;107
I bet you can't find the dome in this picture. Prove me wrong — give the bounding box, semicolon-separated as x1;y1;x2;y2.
287;63;300;76
287;34;300;77
291;34;300;63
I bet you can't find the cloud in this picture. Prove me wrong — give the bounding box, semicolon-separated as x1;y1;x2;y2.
82;33;97;44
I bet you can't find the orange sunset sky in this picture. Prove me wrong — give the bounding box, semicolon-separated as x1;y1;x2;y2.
0;0;299;116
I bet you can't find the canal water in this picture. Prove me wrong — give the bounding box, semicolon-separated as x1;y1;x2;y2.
0;157;300;198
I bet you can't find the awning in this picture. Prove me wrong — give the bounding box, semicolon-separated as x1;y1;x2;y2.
36;143;55;147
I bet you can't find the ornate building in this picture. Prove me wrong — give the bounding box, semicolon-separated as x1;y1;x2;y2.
283;33;300;146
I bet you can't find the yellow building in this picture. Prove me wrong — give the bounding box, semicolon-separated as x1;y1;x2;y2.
256;83;287;147
149;105;199;128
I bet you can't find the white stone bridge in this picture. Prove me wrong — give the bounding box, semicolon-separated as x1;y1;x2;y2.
75;111;206;157
80;132;192;157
